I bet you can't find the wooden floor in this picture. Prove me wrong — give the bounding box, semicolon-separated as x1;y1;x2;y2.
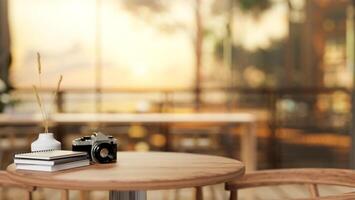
1;184;354;200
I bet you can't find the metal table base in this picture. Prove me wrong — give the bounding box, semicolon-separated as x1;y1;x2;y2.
109;191;147;200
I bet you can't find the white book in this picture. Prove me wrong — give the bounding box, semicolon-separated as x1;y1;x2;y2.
15;159;90;172
15;150;87;160
14;155;88;166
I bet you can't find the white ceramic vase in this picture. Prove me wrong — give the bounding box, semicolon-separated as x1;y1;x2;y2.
31;133;61;152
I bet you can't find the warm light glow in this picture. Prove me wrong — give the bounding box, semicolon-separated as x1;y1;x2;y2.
9;0;288;89
9;0;97;88
9;0;195;89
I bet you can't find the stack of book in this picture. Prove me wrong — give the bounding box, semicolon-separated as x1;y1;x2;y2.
14;150;90;172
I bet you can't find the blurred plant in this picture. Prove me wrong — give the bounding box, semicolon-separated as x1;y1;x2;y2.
120;0;186;34
122;0;167;13
0;79;20;113
238;0;271;13
0;79;6;93
211;0;271;16
0;93;21;110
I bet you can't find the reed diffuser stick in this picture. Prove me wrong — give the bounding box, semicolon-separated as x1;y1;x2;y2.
35;52;49;133
53;75;63;103
33;85;49;133
37;52;42;86
33;53;64;133
37;52;42;73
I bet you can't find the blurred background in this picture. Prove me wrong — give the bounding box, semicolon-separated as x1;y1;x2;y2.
1;0;355;199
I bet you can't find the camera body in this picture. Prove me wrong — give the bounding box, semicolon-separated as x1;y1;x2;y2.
72;132;117;163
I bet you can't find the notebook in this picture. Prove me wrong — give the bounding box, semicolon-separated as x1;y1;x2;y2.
15;150;87;161
16;159;90;172
14;155;88;166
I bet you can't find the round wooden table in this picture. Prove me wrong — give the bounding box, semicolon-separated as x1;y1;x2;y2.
7;152;245;200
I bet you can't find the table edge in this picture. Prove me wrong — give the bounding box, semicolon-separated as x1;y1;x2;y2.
6;152;245;191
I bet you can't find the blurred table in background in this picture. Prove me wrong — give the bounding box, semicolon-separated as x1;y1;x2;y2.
0;112;257;171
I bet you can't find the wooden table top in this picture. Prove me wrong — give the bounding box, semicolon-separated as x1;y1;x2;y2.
7;152;245;191
53;113;257;123
0;113;256;125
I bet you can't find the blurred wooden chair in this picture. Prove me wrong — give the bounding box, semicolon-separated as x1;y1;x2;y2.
0;171;35;200
304;192;355;200
225;168;355;200
1;170;72;200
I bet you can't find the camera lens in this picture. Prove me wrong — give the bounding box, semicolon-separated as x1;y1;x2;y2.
100;148;109;158
92;143;115;163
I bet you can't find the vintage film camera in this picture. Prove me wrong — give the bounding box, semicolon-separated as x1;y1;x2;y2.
72;132;117;163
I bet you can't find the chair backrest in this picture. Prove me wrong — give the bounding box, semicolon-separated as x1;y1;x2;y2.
302;192;355;200
0;171;34;190
0;170;35;200
0;171;72;200
226;168;355;200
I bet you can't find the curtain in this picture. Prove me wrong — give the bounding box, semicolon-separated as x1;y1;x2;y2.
0;0;10;90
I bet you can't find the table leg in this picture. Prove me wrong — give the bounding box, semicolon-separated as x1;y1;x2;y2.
60;190;69;200
195;187;203;200
241;122;257;172
79;191;89;200
241;122;257;200
109;191;147;200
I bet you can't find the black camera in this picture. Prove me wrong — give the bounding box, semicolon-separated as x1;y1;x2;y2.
72;132;117;163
